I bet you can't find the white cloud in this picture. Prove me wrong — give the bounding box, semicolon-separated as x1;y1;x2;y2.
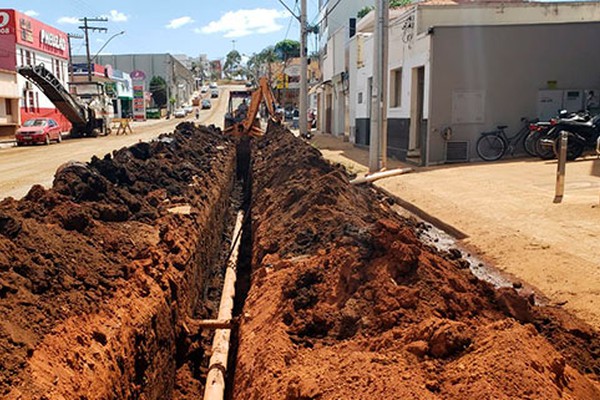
199;9;288;38
166;16;194;29
96;38;105;43
103;10;128;22
57;16;79;25
23;10;39;17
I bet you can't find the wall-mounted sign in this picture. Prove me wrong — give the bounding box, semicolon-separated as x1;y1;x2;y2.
40;29;66;51
19;17;33;43
0;11;10;35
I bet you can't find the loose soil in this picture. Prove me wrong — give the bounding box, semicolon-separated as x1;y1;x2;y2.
0;122;237;398
233;124;600;399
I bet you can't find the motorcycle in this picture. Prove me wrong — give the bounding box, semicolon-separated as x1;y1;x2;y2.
539;113;600;160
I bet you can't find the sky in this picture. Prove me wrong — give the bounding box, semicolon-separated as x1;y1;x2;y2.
5;0;320;60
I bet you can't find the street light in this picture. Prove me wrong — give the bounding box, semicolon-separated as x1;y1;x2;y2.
91;30;125;64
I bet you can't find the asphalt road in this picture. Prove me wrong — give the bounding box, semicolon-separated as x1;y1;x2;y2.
0;86;231;200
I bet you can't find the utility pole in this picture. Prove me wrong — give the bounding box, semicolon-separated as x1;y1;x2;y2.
299;0;308;138
67;33;83;82
381;0;389;169
369;0;389;172
79;17;107;82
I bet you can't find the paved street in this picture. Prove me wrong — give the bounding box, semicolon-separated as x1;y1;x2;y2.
0;88;230;200
314;133;600;329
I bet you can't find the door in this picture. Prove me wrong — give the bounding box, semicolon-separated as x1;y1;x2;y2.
409;66;425;159
325;93;332;134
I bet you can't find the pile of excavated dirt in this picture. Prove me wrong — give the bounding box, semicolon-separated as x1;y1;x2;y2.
0;123;237;399
233;124;600;399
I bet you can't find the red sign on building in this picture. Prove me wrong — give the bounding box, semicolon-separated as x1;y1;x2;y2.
0;9;69;71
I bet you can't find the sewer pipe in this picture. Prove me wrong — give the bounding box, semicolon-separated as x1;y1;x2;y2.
203;210;244;400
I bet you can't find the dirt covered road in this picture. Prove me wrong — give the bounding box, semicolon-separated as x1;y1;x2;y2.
0;86;230;200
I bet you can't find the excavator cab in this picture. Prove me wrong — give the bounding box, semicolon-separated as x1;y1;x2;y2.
224;89;253;130
223;77;280;138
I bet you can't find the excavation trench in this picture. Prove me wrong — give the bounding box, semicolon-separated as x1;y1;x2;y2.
1;121;600;399
0;123;246;399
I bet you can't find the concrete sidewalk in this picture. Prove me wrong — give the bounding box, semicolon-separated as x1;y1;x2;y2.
313;133;600;329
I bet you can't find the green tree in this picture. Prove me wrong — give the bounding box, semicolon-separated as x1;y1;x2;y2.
224;50;242;79
149;76;167;107
274;39;300;61
358;1;411;19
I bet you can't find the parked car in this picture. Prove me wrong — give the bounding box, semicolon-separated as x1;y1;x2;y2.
211;89;219;98
16;118;62;146
200;86;208;93
245;81;253;88
209;82;218;89
173;109;186;118
201;99;212;109
183;105;194;114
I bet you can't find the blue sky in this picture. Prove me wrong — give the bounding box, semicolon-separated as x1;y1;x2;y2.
6;0;320;60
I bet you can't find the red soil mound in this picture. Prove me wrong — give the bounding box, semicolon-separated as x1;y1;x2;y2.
233;124;600;399
0;123;236;398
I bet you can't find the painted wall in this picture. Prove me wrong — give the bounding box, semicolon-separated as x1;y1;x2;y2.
429;22;600;164
418;2;600;35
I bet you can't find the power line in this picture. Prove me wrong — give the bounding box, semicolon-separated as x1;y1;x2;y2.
313;0;344;28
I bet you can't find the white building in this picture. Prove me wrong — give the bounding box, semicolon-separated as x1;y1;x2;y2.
346;1;600;165
316;0;373;135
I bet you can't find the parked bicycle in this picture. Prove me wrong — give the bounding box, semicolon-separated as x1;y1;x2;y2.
476;118;537;161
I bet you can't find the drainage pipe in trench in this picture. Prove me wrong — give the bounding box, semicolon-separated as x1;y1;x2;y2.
203;210;244;400
350;167;414;185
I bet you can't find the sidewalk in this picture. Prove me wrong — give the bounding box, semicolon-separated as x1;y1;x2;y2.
313;133;600;329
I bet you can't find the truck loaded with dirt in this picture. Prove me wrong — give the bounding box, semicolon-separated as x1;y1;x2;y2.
0;120;598;399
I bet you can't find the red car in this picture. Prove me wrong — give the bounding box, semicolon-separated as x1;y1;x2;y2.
16;118;63;146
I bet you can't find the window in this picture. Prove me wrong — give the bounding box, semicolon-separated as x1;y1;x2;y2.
391;68;402;108
358;92;363;104
5;99;12;115
19;49;24;66
25;50;31;66
35;92;39;112
28;91;35;112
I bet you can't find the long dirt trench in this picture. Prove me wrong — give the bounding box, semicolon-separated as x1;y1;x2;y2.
0;122;599;399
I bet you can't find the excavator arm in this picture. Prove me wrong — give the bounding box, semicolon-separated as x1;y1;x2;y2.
224;77;280;137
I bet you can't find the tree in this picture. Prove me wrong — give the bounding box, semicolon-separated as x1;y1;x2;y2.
224;50;242;79
357;6;374;18
358;1;411;19
149;76;167;108
274;39;300;61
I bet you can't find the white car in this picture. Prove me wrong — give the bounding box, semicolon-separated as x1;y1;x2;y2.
209;82;218;89
173;109;186;118
200;86;208;93
183;105;194;114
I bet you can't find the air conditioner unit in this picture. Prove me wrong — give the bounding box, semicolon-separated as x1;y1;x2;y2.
445;141;469;163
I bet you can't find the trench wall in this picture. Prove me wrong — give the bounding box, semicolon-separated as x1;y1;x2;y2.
0;123;236;399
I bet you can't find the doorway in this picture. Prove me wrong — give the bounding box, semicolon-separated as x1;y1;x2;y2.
409;66;425;162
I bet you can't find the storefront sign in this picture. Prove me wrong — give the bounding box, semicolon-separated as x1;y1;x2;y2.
40;29;66;51
0;9;69;59
0;11;11;35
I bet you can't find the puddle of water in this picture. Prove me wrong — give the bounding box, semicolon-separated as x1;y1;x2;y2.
390;204;545;305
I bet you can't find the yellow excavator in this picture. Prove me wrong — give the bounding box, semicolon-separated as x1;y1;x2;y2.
223;77;280;137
